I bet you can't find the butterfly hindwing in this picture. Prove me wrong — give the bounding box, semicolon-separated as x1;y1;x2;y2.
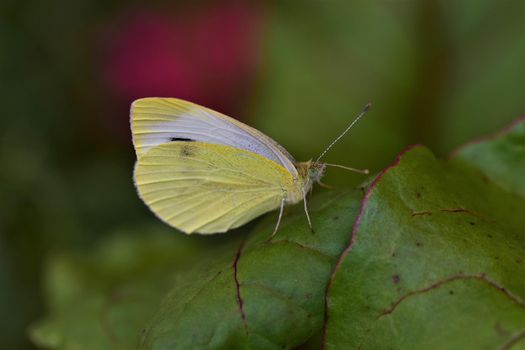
134;142;297;234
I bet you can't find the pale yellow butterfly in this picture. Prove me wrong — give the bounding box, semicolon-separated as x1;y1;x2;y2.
131;98;369;235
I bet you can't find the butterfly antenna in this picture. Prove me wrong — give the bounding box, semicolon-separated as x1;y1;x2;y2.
325;163;369;175
315;103;371;163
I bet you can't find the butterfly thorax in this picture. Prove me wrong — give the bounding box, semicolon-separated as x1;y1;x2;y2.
289;160;326;202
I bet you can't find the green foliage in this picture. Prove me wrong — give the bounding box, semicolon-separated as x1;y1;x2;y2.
136;190;361;350
31;119;525;349
325;140;525;348
29;231;209;349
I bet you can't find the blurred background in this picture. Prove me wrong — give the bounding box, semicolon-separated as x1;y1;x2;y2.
1;0;525;348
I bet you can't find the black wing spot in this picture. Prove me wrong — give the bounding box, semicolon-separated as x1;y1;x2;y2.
170;137;195;142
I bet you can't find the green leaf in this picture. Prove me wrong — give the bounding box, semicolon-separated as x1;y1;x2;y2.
30;118;525;350
138;190;362;349
452;116;525;198
29;230;208;350
324;119;525;349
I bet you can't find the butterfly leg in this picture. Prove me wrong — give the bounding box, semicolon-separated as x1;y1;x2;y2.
302;188;314;233
272;194;286;237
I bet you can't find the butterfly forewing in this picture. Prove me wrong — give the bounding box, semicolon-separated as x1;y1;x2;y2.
131;98;298;177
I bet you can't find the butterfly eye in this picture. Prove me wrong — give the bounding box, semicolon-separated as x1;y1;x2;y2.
309;168;320;179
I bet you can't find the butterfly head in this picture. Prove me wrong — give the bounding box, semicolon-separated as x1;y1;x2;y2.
297;160;326;187
307;161;327;184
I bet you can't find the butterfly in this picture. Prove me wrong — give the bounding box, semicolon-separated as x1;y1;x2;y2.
131;98;369;235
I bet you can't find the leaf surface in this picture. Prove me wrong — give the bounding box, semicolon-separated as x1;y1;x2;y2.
324;119;525;349
138;190;362;349
30;118;525;350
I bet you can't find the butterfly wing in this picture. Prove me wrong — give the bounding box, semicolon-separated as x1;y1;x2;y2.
134;141;299;234
131;97;298;177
